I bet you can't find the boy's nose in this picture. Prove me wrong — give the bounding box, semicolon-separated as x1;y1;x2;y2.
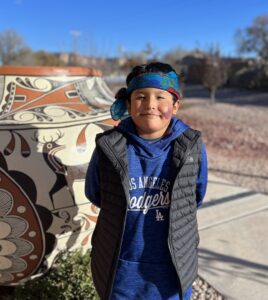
145;96;156;109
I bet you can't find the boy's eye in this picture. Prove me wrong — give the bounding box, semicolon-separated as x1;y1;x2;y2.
137;95;145;100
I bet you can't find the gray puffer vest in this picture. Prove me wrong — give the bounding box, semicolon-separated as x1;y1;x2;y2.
90;127;202;300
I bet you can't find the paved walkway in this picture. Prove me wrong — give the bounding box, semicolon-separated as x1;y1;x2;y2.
197;174;268;300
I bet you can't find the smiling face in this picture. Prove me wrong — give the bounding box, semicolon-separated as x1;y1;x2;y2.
127;87;180;139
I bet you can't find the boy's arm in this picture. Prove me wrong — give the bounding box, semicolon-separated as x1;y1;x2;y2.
85;149;101;208
196;143;208;208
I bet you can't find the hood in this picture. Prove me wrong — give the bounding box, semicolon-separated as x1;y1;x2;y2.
118;116;189;158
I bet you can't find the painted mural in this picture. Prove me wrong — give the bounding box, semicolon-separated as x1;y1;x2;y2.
0;66;115;286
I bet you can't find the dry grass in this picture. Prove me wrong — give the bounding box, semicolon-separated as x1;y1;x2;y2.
180;96;268;195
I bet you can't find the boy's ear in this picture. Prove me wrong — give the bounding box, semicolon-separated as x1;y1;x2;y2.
172;100;180;114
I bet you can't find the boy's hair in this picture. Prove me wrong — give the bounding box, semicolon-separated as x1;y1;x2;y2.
125;62;182;102
126;62;177;85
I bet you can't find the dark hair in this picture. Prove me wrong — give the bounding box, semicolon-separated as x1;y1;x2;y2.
126;62;177;85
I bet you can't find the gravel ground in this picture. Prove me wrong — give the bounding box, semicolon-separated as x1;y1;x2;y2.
180;98;268;195
180;96;268;300
191;276;223;300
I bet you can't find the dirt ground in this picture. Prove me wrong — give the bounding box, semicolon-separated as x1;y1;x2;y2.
180;87;268;195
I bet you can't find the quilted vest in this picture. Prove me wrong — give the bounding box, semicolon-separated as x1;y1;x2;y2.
90;127;202;300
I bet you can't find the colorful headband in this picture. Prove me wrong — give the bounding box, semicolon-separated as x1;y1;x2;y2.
110;71;180;120
127;71;180;99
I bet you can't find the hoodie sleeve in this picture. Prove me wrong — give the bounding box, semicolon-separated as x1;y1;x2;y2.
196;143;208;208
85;148;101;208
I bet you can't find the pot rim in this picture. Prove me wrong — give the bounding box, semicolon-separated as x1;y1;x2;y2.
0;66;102;76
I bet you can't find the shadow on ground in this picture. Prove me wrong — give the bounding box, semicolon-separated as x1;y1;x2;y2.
198;248;268;286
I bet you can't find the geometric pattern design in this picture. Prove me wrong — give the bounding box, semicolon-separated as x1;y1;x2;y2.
0;66;115;127
0;188;42;284
0;66;117;285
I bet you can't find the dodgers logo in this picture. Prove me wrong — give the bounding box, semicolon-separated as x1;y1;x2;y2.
128;176;171;214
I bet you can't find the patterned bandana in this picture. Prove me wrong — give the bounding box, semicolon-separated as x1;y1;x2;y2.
110;71;180;121
127;71;180;99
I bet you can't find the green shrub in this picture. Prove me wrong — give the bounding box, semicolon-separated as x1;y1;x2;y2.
12;249;99;300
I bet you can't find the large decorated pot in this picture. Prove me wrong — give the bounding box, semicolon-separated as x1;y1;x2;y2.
0;66;116;286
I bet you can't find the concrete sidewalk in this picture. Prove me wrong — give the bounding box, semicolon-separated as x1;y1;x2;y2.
197;174;268;300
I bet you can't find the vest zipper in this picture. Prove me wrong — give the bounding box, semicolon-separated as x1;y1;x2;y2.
102;139;129;300
168;132;200;300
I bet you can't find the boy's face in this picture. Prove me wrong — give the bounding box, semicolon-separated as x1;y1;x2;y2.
127;87;179;139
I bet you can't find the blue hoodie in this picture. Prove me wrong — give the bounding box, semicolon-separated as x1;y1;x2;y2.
85;117;208;300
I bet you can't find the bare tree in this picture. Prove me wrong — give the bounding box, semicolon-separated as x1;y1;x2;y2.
69;30;82;66
33;51;65;66
163;46;188;65
142;42;159;62
11;48;35;65
0;29;31;65
235;15;268;64
120;53;147;73
199;49;229;103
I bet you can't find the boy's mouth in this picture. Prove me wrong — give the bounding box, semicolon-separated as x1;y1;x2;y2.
140;112;161;117
140;113;161;119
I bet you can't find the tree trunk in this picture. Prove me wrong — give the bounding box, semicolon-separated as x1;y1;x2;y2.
210;88;216;104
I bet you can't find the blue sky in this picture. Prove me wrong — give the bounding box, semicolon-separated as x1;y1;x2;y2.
0;0;267;57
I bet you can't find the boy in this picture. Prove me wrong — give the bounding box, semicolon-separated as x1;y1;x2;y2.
85;62;207;300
